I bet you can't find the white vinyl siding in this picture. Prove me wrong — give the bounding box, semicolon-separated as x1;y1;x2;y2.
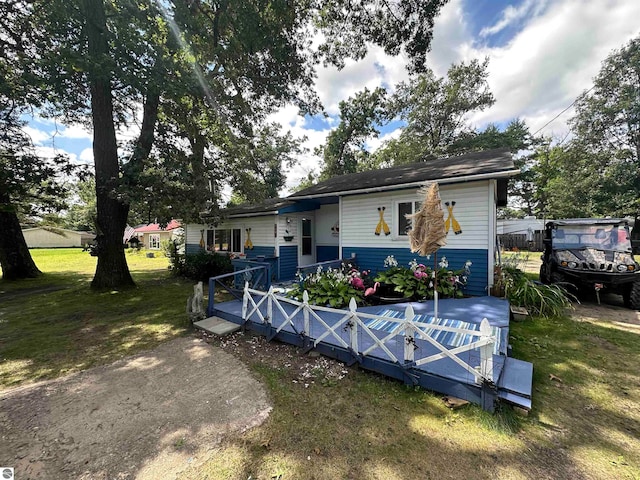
341;181;491;250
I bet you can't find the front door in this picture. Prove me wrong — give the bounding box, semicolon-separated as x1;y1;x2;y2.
298;217;315;267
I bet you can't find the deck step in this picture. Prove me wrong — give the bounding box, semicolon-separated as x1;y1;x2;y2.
498;356;533;398
194;316;242;336
498;390;532;410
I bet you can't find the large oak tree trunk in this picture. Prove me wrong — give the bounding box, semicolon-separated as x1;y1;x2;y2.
0;197;41;280
83;0;134;289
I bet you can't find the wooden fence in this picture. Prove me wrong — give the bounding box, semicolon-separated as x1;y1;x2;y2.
497;233;544;251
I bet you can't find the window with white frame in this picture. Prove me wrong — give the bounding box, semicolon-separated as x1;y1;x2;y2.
148;234;161;249
206;228;242;253
396;200;422;236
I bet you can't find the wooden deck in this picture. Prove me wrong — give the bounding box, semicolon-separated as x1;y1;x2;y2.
209;289;533;412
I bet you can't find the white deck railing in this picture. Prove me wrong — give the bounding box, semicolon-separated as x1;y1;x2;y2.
242;283;496;383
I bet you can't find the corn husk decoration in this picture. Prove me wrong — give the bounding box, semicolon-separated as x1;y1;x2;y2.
406;182;447;321
407;183;447;256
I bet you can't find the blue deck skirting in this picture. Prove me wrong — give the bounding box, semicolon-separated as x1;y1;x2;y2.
209;293;533;411
341;246;489;296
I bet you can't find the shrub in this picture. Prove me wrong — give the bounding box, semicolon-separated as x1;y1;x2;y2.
175;251;233;282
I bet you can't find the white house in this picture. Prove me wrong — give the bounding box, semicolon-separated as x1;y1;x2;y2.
22;227;95;248
185;149;520;296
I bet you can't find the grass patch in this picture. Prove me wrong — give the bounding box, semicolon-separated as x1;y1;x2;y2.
0;248;194;388
2;249;639;479
184;308;640;479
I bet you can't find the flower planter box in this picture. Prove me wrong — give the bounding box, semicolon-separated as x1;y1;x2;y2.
510;305;529;322
366;284;412;305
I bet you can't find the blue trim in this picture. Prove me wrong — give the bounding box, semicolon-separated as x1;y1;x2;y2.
245;245;274;258
278;201;321;214
341;247;488;296
279;245;298;280
185;243;202;255
316;245;339;263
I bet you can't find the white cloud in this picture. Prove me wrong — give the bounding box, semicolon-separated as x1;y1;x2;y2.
479;0;549;38
56;123;92;140
22;126;50;145
365;127;402;153
79;148;94;164
32;145;78;163
428;0;640;138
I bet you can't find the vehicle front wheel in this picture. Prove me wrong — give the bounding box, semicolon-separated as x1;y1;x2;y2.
624;281;640;310
550;271;565;284
539;265;549;284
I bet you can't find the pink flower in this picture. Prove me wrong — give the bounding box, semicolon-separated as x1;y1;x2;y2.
414;271;428;280
351;277;365;290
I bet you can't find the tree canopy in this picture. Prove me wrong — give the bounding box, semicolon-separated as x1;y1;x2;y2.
1;0;449;287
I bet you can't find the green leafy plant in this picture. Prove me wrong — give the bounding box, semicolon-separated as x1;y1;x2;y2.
373;256;471;301
494;258;575;317
288;264;365;308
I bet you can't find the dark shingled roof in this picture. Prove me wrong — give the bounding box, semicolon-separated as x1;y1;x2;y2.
288;148;518;199
222;197;294;217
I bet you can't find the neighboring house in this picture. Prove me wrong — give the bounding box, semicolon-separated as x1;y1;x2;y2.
497;217;545;235
134;220;183;250
22;227;95;248
497;217;546;251
185;149;520;296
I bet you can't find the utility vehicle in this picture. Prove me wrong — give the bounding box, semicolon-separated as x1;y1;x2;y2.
539;218;640;309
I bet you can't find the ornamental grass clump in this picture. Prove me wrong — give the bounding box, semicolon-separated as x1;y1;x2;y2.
495;263;575;318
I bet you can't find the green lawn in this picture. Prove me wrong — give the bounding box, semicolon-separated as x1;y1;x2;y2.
0;248;194;387
1;249;639;479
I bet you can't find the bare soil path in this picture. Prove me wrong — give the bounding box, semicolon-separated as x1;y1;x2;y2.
0;337;271;479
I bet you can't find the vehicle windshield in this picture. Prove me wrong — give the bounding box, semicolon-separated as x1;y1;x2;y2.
552;224;632;251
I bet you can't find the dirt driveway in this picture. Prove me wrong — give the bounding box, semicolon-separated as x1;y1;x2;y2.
0;337;271;479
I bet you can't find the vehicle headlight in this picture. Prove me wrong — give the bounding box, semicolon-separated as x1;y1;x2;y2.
567;261;578;268
617;264;629;272
628;265;636;271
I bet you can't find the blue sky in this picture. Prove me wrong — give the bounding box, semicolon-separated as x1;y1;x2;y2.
24;0;640;199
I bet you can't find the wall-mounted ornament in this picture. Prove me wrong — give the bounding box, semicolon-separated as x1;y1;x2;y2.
444;201;462;235
199;229;205;249
375;207;391;236
244;228;254;249
331;221;339;237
